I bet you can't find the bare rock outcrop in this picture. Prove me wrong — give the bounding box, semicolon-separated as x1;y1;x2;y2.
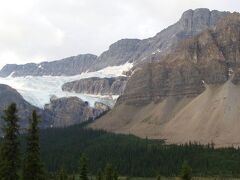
118;13;240;105
91;13;240;147
89;8;230;71
0;54;97;77
62;77;128;96
44;96;109;127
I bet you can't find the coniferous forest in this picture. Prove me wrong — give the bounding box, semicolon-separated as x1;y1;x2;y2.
2;104;240;179
38;123;240;178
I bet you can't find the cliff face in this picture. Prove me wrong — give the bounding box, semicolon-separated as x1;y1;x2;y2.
90;39;141;71
44;96;109;127
90;13;240;147
0;9;230;77
118;13;240;105
89;8;230;71
0;54;97;77
62;77;128;96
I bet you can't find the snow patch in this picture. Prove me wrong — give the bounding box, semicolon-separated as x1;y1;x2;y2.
228;68;233;77
151;49;162;55
38;65;43;69
96;62;133;76
9;71;15;77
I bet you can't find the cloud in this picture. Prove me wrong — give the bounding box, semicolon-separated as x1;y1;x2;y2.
0;0;238;68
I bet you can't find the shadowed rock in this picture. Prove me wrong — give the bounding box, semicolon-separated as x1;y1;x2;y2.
62;77;128;96
44;96;110;127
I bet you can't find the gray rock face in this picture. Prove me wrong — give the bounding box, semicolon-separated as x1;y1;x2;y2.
0;9;230;77
0;54;97;77
91;39;141;71
117;13;240;105
91;13;240;147
90;8;230;71
0;84;51;129
44;96;110;127
62;77;128;95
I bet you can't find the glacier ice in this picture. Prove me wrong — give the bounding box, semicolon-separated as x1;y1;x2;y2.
0;62;133;109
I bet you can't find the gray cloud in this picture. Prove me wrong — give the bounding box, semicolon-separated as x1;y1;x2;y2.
0;0;238;68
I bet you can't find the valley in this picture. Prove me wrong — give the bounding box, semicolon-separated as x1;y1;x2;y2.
0;6;240;179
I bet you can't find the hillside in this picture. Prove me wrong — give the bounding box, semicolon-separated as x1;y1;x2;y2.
90;13;240;147
0;84;51;128
62;76;128;96
0;54;97;77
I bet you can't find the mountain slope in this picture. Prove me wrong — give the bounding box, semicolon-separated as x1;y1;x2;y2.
44;96;109;127
0;84;51;128
90;8;230;71
0;8;230;77
62;76;128;96
0;54;97;77
90;13;240;147
161;81;240;147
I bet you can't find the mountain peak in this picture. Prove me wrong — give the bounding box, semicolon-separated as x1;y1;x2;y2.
179;8;230;35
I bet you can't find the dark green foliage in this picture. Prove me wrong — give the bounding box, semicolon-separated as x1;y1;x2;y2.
156;175;161;180
69;175;76;180
180;161;192;180
104;164;113;180
58;166;68;180
0;103;20;180
23;110;45;180
96;169;103;180
126;177;131;180
113;169;118;180
18;122;240;177
103;164;118;180
79;154;88;180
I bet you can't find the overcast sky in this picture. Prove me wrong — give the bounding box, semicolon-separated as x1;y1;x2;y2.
0;0;238;68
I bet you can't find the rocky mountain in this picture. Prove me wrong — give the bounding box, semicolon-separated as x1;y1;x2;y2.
0;84;51;129
0;54;97;77
0;84;110;129
0;8;230;77
90;13;240;147
89;8;230;71
62;77;128;96
44;96;109;127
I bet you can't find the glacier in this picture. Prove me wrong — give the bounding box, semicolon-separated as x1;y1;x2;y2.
0;62;133;109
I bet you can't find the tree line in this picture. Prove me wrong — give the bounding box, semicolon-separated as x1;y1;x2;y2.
0;103;123;180
39;123;240;178
0;103;44;179
1;103;238;179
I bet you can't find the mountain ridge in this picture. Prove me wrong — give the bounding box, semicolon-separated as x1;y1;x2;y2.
0;8;230;77
90;13;240;147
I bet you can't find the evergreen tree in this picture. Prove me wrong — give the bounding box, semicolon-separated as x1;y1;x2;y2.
0;103;20;180
126;177;131;180
58;166;68;180
180;161;192;180
79;154;88;180
112;169;118;180
22;110;45;180
104;164;113;180
156;175;161;180
96;169;103;180
69;175;75;180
